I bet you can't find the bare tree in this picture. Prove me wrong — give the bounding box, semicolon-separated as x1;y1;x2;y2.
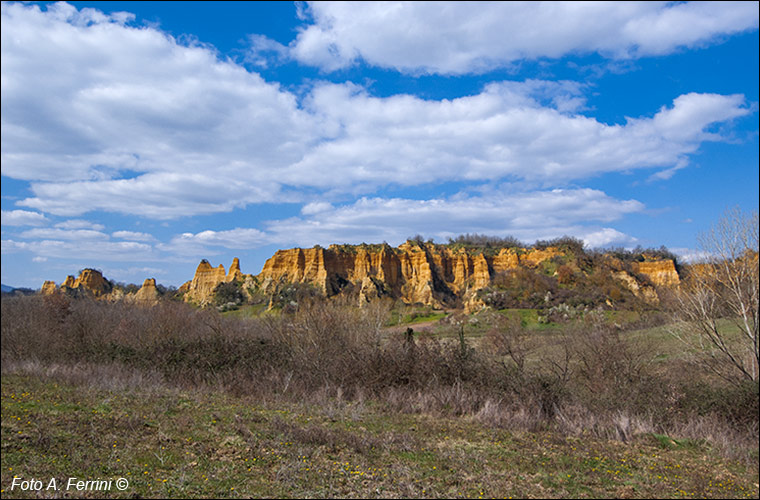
673;207;759;384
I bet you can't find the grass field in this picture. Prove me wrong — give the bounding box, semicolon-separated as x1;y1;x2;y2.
1;295;757;498
2;372;758;499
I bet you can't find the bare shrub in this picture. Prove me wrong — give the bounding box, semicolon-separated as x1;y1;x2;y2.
262;297;381;389
2;295;59;361
483;311;533;372
669;411;759;464
672;207;759;384
2;291;757;460
565;313;661;414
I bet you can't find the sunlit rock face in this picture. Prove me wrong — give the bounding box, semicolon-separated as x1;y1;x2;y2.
133;278;160;304
633;260;680;286
48;268;113;298
181;258;254;306
256;242;614;308
181;260;227;306
37;247;681;309
40;280;57;295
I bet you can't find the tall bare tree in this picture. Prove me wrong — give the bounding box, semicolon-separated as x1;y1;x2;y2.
673;207;759;384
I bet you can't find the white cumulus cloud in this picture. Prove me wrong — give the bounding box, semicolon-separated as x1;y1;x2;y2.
264;188;645;248
112;231;156;242
1;210;48;226
2;3;752;220
161;228;269;256
288;1;759;74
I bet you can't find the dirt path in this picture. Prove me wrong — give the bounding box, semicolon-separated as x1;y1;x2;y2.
383;309;461;334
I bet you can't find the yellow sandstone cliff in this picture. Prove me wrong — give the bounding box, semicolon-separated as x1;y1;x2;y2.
181;258;255;306
181;260;227;306
47;269;113;298
37;245;681;310
633;260;680;287
255;242;596;308
40;280;57;295
133;278;160;304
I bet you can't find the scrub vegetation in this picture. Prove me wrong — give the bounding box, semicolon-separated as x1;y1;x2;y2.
1;293;758;498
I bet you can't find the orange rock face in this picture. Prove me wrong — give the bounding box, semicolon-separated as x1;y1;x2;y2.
256;242;571;308
183;260;227;306
492;248;520;273
61;275;77;290
183;258;253;306
633;260;681;286
76;269;113;297
36;248;682;311
256;242;682;309
133;278;160;304
612;270;659;304
227;257;244;282
520;247;563;268
40;280;57;295
52;269;112;298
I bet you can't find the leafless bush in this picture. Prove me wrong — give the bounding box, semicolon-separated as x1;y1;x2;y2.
2;292;757;460
672;207;759;384
564;313;661;414
473;398;545;432
670;412;759;464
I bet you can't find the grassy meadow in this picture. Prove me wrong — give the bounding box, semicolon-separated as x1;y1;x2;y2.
1;295;758;498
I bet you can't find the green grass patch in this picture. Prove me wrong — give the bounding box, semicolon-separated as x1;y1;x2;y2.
387;306;448;326
650;434;709;452
220;303;269;318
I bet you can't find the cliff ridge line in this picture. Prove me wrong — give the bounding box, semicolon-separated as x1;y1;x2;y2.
255;241;680;308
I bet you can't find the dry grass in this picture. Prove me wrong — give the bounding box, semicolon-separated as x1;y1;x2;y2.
2;372;757;499
1;294;758;470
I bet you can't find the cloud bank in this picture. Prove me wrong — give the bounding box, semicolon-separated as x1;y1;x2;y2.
2;2;751;219
287;1;759;74
1;1;756;285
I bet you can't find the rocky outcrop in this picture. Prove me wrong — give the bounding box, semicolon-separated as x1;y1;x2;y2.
76;269;113;297
256;242;682;309
227;257;244;282
40;281;57;295
49;269;113;298
520;247;564;268
182;260;227;306
36;246;681;311
633;260;680;287
133;278;160;304
60;275;76;290
182;258;254;306
257;242;582;308
612;271;659;304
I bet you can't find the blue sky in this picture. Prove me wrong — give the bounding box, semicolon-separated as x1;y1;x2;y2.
2;1;758;289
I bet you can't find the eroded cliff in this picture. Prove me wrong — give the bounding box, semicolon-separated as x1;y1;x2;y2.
133;278;160;304
255;242;677;309
633;260;680;287
181;258;255;306
37;243;681;311
44;268;113;298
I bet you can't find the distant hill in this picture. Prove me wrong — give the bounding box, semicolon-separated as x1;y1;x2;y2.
1;284;36;296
